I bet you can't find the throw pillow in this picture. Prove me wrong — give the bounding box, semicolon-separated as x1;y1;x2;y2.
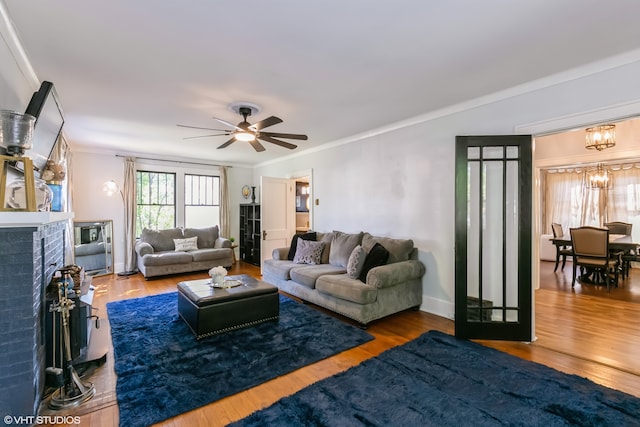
287;232;317;260
347;245;366;280
329;231;363;268
293;238;325;265
359;242;390;282
362;232;414;264
174;236;198;252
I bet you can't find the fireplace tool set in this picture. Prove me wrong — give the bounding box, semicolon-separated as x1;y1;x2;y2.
46;269;96;409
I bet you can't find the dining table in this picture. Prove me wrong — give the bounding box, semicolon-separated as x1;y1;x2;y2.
551;234;640;252
550;234;640;284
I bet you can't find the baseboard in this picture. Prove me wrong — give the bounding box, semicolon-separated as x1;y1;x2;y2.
420;295;454;320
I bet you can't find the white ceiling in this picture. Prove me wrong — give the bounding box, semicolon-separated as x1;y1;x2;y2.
5;0;640;166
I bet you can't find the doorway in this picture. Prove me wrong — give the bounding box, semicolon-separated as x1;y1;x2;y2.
518;106;640;373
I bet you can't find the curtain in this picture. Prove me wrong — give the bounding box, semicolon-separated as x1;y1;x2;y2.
220;166;231;238
543;169;589;234
544;165;640;235
122;157;137;272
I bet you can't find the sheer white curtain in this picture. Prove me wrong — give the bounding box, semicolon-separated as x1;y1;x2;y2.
122;157;137;273
544;165;640;233
543;169;589;234
607;166;640;223
219;166;231;238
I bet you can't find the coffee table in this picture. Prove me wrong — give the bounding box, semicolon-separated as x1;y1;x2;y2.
177;274;279;339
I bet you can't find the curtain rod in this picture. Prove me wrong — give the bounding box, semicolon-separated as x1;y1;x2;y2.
115;154;231;168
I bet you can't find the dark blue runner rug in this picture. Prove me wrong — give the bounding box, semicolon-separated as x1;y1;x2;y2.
107;292;373;427
233;330;640;427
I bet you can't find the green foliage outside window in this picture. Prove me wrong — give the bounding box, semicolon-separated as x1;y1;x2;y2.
136;171;176;235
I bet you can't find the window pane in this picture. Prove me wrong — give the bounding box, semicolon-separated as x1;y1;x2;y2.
136;171;176;236
184;174;220;228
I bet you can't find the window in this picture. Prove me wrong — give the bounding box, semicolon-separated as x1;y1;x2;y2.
136;171;176;236
543;165;640;238
184;174;220;228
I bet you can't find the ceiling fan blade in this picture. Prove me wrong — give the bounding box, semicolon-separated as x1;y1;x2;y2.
213;117;242;131
260;131;308;140
249;140;266;152
258;134;297;150
177;124;230;132
250;116;283;130
217;137;236;149
183;133;230;140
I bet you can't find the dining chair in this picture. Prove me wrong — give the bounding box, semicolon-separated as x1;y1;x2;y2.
551;223;572;272
570;226;620;291
605;222;633;276
604;221;632;235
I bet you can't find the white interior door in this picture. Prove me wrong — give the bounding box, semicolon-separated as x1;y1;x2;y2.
260;176;295;270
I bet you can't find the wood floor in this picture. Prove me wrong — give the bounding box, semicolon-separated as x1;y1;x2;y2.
41;261;640;427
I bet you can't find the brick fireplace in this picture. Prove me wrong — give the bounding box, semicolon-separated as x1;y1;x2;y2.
0;213;71;417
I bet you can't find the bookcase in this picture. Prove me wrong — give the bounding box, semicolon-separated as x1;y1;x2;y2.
239;203;261;266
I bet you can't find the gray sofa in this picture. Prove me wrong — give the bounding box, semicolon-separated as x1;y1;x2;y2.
263;231;425;327
135;225;233;279
75;241;112;273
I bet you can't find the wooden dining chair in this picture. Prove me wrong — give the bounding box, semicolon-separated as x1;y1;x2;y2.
570;226;620;291
551;223;572;272
605;222;633;276
604;221;632;235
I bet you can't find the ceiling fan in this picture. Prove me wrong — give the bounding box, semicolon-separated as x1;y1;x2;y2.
177;104;308;152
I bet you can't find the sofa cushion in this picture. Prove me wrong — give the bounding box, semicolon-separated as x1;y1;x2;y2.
316;274;378;305
293;239;325;265
141;251;193;266
174;236;198;252
141;228;184;252
329;231;363;268
183;226;219;249
287;232;317;260
318;232;334;264
190;248;231;262
362;233;413;264
290;264;347;289
359;242;390;282
347;245;366;280
263;259;298;280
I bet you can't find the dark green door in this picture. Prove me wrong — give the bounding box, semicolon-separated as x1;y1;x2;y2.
455;135;532;341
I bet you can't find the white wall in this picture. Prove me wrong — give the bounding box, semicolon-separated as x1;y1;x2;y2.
255;58;640;319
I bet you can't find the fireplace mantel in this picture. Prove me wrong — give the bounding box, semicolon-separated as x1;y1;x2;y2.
0;211;73;227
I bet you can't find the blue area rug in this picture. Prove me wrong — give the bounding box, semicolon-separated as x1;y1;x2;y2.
233;330;640;427
107;292;373;427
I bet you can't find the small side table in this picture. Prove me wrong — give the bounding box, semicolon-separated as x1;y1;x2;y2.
230;244;238;264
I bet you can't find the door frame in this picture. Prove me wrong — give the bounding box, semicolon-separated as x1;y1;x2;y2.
515;100;640;309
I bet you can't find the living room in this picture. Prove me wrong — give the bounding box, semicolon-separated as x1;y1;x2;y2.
2;1;640;426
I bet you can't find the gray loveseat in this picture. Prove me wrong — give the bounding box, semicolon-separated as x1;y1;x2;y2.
263;231;425;327
135;225;233;279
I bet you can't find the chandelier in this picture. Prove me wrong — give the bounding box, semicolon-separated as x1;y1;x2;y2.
586;164;613;190
585;124;616;151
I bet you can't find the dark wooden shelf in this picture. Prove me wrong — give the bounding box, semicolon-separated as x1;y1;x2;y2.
239;204;261;266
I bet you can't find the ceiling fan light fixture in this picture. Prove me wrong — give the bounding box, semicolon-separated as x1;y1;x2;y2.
235;131;256;141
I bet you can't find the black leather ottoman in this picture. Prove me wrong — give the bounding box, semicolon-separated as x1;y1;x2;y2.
177;274;279;339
